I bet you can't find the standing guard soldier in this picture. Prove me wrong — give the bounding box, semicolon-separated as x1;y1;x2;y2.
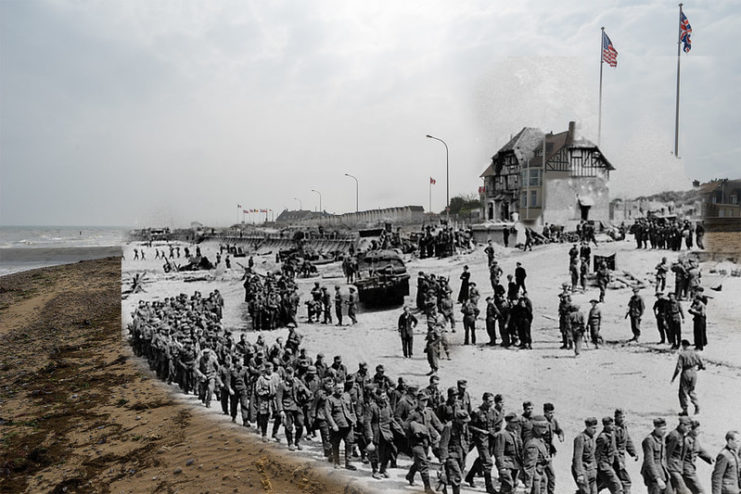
653;292;669;345
572;417;598;494
641;418;671;494
666;293;685;349
346;286;358;325
440;291;456;333
522;416;551;494
596;417;623;494
559;290;573;350
424;325;441;376
588;299;602;348
570;304;587;356
485;296;502;346
688;295;707;351
461;299;477;345
596;260;611;303
656;257;669;292
321;286;332;324
625;288;645;342
671;340;705;415
439;410;471;494
614;409;639;494
334;286;344;326
398;305;418;358
495;413;523;494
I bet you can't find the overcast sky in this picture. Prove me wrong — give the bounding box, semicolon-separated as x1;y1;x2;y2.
1;0;739;227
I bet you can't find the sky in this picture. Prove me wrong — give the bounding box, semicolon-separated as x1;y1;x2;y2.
1;0;739;227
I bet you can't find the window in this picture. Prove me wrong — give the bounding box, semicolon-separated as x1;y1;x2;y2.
530;190;537;207
520;168;541;187
520;192;526;207
731;194;738;205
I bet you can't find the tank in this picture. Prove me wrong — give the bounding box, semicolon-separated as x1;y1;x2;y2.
353;249;410;306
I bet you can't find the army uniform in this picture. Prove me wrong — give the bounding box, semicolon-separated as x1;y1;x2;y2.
325;388;358;470
309;381;333;458
666;296;685;349
596;421;623;494
276;373;310;449
334;287;343;326
254;371;277;440
230;361;250;425
404;399;443;493
364;394;397;477
673;346;704;415
666;421;690;492
572;422;598;494
627;292;645;341
522;421;550;494
346;289;358;324
495;416;523;494
654;294;669;344
614;415;638;494
321;288;332;324
641;424;671;494
461;300;477;345
588;302;602;347
688;298;707;351
439;412;471;494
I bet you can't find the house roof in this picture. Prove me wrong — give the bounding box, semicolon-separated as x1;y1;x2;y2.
481;127;543;177
698;179;741;194
525;130;615;171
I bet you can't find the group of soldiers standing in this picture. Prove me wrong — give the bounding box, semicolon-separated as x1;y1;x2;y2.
630;218;705;251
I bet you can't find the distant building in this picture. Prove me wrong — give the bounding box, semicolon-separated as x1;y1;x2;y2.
480;121;615;227
275;206;425;227
699;179;741;218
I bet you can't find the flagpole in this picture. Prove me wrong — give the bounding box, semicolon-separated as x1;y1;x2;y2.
674;4;683;157
429;179;432;214
598;27;605;146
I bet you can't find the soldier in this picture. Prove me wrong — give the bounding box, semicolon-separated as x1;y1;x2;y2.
671;339;705;415
334;286;343;326
325;382;358;470
613;409;639;494
196;348;219;408
424;375;444;411
596;416;623;494
424;325;441;376
458;265;471;303
515;295;534;350
570;257;580;292
398;305;418;358
573;417;598;494
320;286;332;324
365;388;397;479
495;413;523;494
285;323;302;354
309;377;334;459
346;286;358;325
559;289;574;350
456;380;472;415
588;299;602;348
570;304;587;356
641;418;671;494
485;240;496;267
218;354;233;416
543;403;564;494
666;293;685;349
666;416;691;491
404;391;443;494
254;363;277;442
490;261;504;291
596;260;611;303
688;295;707;351
522;415;550;494
440;291;456;333
711;430;739;494
465;392;498;493
276;367;310;451
485;296;502;346
439;409;471;494
653;292;669;345
625;287;645;342
515;262;527;294
656;257;669;292
682;420;713;494
461;299;477;345
579;259;588;292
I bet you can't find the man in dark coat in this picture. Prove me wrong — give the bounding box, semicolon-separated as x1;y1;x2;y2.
398;306;418;358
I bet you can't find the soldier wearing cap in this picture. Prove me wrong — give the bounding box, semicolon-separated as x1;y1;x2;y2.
320;286;333;324
653;292;669;345
666;292;685;349
573;417;598;494
671;340;705;415
404;391;443;493
542;403;564;494
398;305;418;358
334;286;344;326
465;392;499;493
372;364;393;392
641;418;671;494
495;412;523;494
457;380;472;415
285;323;302;355
625;287;645;342
614;409;638;494
309;377;334;458
682;420;713;493
666;416;692;491
485;296;502;346
254;363;277;441
596;416;623;494
588;299;602;348
439;410;471;494
345;286;358;325
364;387;397;479
711;431;739;494
325;381;358;470
522;415;550;494
687;294;707;351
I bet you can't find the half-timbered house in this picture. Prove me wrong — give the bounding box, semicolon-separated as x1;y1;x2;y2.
480;121;615;227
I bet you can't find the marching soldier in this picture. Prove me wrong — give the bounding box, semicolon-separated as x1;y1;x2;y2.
572;417;598;494
276;367;310;451
543;403;564;494
364;388;397;479
495;413;523;494
438;410;471;494
682;420;713;494
614;409;639;494
325;382;358;471
641;418;671;494
710;431;739;494
596;417;623;494
465;392;498;493
404;391;443;494
666;416;691;491
522;415;550;494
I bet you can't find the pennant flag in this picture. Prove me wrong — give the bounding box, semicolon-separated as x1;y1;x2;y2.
237;203;242;208
602;31;618;67
242;209;248;214
680;11;692;52
430;177;436;185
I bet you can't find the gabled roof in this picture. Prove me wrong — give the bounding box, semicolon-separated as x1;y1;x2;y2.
481;127;543;177
525;130;615;171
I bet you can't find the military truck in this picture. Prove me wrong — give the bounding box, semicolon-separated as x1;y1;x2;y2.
353;249;410;306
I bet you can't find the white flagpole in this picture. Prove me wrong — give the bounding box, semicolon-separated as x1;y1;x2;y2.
598;27;605;146
674;4;683;157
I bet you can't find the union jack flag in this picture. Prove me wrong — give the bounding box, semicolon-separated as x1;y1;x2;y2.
602;31;618;67
680;11;692;53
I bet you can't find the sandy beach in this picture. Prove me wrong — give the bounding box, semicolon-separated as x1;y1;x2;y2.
119;237;741;494
0;258;362;494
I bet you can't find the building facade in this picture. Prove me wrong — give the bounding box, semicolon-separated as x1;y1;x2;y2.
480;121;614;227
700;179;741;218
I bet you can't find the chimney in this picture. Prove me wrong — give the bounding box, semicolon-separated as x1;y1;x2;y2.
567;121;576;146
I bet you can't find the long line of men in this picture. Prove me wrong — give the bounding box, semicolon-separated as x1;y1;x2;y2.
629;218;705;251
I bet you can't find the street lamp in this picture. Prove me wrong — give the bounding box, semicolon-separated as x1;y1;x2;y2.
344;173;358;213
311;189;322;212
293;197;302;210
426;134;449;221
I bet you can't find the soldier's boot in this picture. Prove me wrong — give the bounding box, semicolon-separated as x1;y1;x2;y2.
484;472;496;494
406;470;416;486
286;431;295;451
344;454;357;471
422;473;436;493
464;466;476;488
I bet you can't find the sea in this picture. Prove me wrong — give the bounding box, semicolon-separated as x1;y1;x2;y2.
0;226;128;277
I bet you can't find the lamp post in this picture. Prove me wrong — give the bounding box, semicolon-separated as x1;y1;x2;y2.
344;173;358;213
311;189;322;212
426;134;449;222
293;197;302;210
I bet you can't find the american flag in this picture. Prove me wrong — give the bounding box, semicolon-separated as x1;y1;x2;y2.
680;11;692;53
602;31;618;67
